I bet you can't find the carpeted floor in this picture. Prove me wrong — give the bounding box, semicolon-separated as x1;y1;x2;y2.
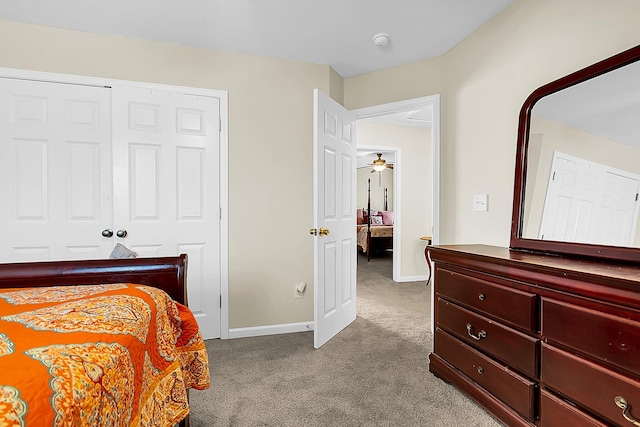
189;251;503;426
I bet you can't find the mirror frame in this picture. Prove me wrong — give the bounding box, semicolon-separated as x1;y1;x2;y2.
510;44;640;263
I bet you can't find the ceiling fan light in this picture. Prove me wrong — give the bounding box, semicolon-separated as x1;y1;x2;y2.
373;164;386;172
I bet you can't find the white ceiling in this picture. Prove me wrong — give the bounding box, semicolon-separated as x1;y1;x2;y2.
0;0;516;78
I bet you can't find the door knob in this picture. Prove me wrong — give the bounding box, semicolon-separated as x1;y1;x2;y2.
310;228;330;236
116;229;128;238
101;229;113;238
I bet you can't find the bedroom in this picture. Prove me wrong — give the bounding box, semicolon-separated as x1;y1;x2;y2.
1;0;638;340
1;0;640;423
356;151;397;263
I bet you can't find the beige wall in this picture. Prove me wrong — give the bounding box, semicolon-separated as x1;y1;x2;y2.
357;168;393;212
357;123;432;278
0;19;336;329
345;0;640;247
3;0;640;330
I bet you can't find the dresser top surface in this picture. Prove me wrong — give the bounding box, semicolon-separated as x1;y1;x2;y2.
428;244;640;285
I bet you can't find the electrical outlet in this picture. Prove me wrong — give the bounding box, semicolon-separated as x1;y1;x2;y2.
294;282;306;299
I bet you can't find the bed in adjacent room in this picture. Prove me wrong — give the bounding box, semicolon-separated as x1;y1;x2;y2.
357;218;394;260
0;254;209;427
357;179;394;261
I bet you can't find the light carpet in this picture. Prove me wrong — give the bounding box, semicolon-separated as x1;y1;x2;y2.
189;251;503;426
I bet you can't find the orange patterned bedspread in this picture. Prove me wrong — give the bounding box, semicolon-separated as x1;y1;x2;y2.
0;283;210;426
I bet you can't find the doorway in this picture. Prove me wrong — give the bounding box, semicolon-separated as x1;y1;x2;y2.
313;92;439;347
353;95;440;282
356;147;398;277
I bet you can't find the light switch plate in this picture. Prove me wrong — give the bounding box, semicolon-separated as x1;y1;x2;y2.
473;194;488;212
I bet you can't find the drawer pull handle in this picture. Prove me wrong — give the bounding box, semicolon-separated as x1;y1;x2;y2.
615;396;640;426
466;323;487;341
478;293;486;301
477;366;484;374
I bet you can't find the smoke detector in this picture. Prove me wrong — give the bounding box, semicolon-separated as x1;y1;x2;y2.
372;32;390;48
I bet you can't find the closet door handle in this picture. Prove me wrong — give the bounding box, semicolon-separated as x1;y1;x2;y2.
116;229;128;238
101;229;113;238
466;323;487;341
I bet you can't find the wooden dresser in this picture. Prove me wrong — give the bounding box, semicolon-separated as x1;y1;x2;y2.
427;244;640;427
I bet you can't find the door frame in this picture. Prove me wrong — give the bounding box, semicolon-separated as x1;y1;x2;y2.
356;145;401;280
351;94;440;331
0;67;230;339
352;96;440;248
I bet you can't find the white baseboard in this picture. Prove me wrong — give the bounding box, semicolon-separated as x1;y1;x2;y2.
397;275;428;283
226;275;427;339
228;321;314;339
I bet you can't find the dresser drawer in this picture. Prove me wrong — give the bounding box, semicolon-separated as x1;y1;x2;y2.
540;389;607;427
435;328;536;420
542;298;640;375
437;298;539;377
436;267;537;331
541;343;640;426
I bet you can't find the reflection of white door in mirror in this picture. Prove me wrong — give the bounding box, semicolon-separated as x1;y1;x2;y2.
512;44;640;262
539;151;640;247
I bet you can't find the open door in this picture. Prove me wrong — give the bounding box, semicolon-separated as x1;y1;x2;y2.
313;89;357;348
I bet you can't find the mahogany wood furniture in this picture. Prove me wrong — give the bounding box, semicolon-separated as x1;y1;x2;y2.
428;244;640;426
0;255;188;304
427;44;640;426
510;43;640;264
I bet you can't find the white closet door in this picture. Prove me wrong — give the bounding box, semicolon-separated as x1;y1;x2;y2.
112;86;221;339
0;78;112;261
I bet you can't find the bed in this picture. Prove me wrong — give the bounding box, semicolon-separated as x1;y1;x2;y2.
357;223;393;259
0;254;209;427
357;179;394;261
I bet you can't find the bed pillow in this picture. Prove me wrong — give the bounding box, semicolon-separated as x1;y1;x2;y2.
370;215;383;225
381;211;394;226
356;209;364;224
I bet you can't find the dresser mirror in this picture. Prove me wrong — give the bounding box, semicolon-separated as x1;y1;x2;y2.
511;44;640;262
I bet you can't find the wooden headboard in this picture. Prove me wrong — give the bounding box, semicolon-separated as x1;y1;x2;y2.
0;255;188;305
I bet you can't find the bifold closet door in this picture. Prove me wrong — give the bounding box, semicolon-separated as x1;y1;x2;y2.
0;78;113;261
111;86;221;339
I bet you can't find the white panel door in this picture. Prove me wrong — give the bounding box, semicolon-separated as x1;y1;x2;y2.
0;78;112;261
112;86;221;339
313;89;357;349
539;154;600;242
539;151;640;246
591;172;640;246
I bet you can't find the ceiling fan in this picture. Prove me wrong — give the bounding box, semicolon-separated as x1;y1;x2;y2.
368;153;393;173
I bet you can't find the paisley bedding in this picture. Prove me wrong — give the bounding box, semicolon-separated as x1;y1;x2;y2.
0;283;209;426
